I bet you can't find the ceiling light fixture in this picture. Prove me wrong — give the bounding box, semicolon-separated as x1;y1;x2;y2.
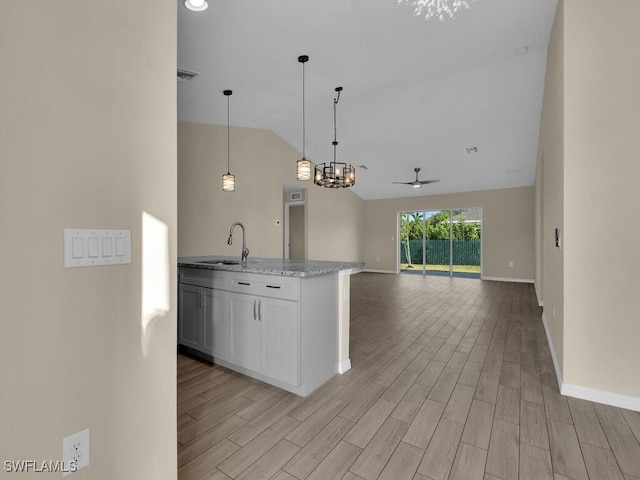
222;90;235;192
398;0;475;21
184;0;208;12
296;55;312;181
314;87;355;188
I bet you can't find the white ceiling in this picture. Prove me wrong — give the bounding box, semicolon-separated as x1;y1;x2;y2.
177;0;558;200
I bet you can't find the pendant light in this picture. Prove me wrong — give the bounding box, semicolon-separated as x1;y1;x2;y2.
296;55;312;181
314;87;356;188
222;90;235;192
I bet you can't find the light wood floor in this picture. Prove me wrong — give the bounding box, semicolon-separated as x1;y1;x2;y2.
177;272;640;480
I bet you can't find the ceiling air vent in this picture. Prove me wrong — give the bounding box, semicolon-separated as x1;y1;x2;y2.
177;68;200;83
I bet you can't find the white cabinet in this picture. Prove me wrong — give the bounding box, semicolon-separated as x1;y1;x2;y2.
178;266;338;397
228;292;263;371
203;288;227;359
178;269;228;360
178;283;202;350
228;292;298;386
261;296;298;385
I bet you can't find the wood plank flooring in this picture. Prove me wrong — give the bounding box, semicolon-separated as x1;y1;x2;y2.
177;272;640;480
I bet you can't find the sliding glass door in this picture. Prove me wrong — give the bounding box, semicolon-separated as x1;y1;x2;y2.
400;208;481;278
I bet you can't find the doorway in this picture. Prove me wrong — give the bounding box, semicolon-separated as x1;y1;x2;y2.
283;186;306;260
399;208;482;278
285;202;305;259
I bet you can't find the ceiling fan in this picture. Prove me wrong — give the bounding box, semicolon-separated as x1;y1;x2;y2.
393;167;440;188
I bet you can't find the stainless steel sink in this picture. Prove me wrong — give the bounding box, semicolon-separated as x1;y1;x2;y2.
197;259;240;265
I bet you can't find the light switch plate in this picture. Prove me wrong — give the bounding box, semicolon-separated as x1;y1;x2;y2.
64;229;131;268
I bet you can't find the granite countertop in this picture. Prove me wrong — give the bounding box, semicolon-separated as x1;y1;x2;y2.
178;256;364;278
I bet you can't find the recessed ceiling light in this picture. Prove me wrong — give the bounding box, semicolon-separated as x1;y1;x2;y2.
185;0;208;12
465;147;478;154
516;46;529;56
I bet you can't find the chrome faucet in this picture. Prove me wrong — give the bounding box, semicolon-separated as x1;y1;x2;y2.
228;222;249;264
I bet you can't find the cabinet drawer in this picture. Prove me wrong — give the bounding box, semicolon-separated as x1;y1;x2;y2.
227;273;299;301
179;267;227;290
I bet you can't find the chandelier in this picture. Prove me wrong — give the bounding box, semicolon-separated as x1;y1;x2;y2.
398;0;475;21
314;87;355;188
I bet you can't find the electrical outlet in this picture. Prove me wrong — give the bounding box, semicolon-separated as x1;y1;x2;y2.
509;261;514;268
62;428;90;477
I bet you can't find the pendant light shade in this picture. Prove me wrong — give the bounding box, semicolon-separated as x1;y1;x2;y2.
297;158;311;181
296;55;312;181
222;90;235;192
314;87;356;188
222;172;235;191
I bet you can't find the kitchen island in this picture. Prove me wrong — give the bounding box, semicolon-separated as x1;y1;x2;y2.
178;256;362;396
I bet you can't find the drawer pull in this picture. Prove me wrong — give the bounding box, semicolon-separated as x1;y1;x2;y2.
266;285;281;289
237;281;250;286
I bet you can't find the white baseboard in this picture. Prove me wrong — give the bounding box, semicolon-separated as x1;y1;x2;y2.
540;313;639;412
338;358;351;374
562;383;640;412
541;312;563;388
481;276;534;283
535;282;543;307
361;269;397;274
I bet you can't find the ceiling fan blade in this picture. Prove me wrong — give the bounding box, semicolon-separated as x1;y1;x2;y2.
392;168;439;186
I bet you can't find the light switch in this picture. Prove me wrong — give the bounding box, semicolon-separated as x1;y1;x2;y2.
65;229;131;268
116;237;126;257
88;237;99;258
72;238;84;259
102;237;113;257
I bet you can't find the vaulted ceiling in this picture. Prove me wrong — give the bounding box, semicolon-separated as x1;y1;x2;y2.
177;0;558;200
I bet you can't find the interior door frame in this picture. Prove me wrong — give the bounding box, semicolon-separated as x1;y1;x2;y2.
284;201;305;259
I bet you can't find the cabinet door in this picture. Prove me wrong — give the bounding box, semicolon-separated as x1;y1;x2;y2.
228;293;262;371
178;283;202;350
260;297;299;386
202;288;227;359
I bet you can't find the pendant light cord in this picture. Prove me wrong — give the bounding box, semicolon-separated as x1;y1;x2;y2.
333;88;341;163
302;60;306;159
227;94;230;173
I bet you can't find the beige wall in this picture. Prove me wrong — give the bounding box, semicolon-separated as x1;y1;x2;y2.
306;185;365;262
563;0;640;398
0;2;177;479
536;0;565;374
361;187;535;280
178;122;364;262
537;0;640;401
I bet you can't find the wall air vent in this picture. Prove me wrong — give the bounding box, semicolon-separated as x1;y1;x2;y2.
177;68;200;83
